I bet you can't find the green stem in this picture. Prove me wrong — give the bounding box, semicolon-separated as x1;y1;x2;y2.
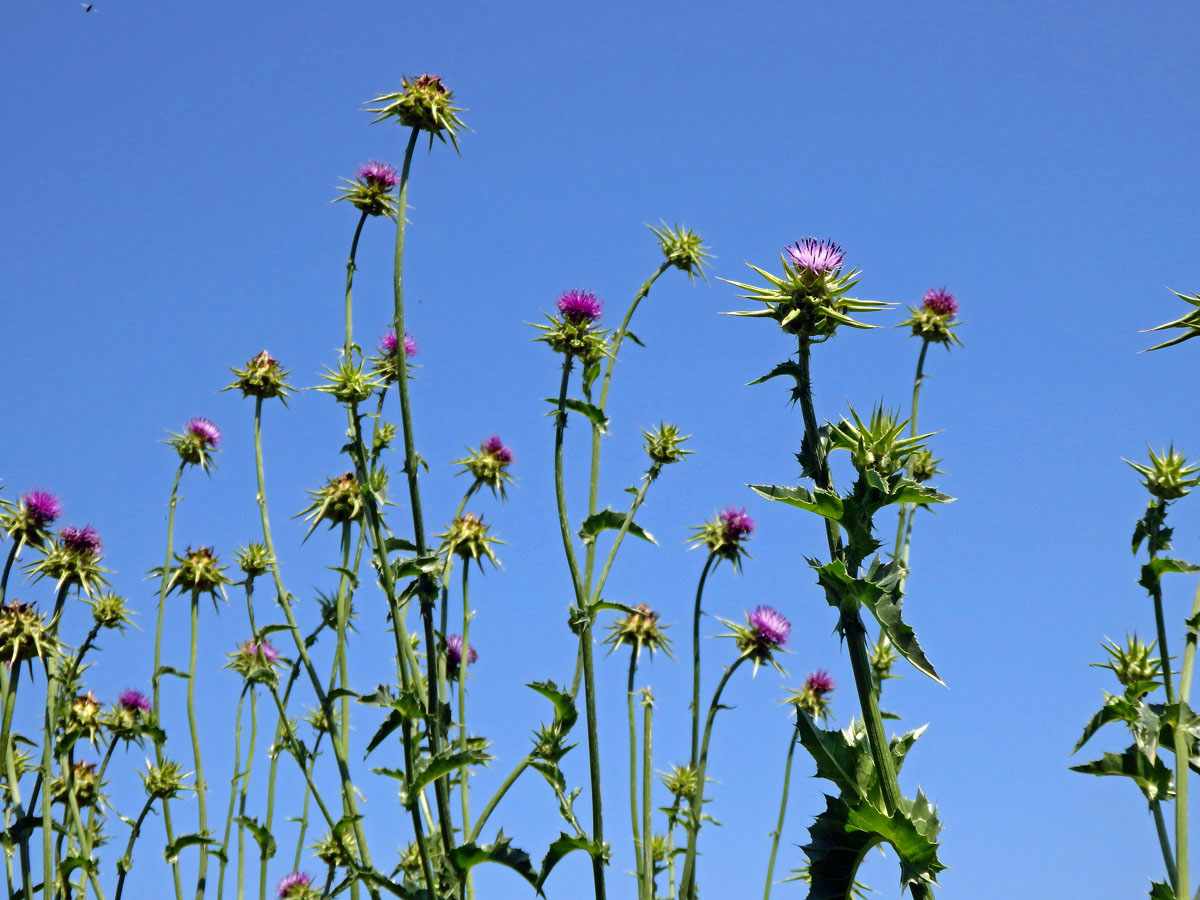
641;690;653;900
113;798;156;900
469;757;530;843
679;655;747;899
589;467;660;605
236;687;258;900
344;210;369;357
690;554;716;771
1151;799;1178;891
553;358;586;605
763;718;801;900
1173;577;1200;899
892;338;930;571
0;536;23;606
626;652;643;894
217;688;248;900
459;565;474;900
187;591;210;900
153;463;186;900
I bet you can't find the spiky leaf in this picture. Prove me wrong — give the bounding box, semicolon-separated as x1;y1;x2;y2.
578;508;656;546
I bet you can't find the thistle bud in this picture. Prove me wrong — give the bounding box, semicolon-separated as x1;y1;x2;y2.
437;512;502;570
166;546;231;600
234;542;273;578
603;603;672;660
371;331;417;384
689;507;755;571
1;490;62;547
720;604;791;673
142;759;188;800
533;290;611;366
167;418;221;471
317;358;379;404
1093;634;1161;694
829;405;932;479
445;633;478;681
900;287;962;347
907;449;943;484
660;763;700;800
642;423;692;467
0;600;57;668
787;670;836;723
28;526;110;597
108;688;154;744
65;691;103;745
52;761;101;808
87;591;132;631
454;435;516;499
226;638;283;687
367;74;467;151
312;829;357;869
276;871;319;900
648;221;712;281
224;351;294;403
1126;445;1200;501
298;472;366;540
334;160;400;218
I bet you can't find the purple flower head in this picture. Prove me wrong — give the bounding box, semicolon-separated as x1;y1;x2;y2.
482;435;515;465
60;525;101;556
23;491;62;530
805;670;835;696
118;688;152;714
276;872;313;899
380;330;418;358
447;633;478;668
748;605;790;648
241;638;280;664
922;286;958;318
785;238;846;275
187;417;221;449
357;159;399;189
719;507;755;541
556;289;603;323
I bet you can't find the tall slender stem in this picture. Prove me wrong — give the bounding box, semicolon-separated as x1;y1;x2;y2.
344;210;368;357
153;464;186;900
763;719;800;900
892;338;930;569
690;554;716;770
458;564;473;900
1172;576;1200;898
679;655;747;899
469;756;531;843
187;591;210;900
1152;799;1178;891
113;798;156;900
640;690;654;900
235;687;258;900
217;688;248;900
626;652;643;894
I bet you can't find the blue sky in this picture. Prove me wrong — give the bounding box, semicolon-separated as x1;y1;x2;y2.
4;1;1200;898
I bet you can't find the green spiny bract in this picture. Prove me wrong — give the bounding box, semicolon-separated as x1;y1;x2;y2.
367;74;468;152
648;221;712;281
1126;445;1200;501
1142;287;1200;351
0;599;58;668
602;603;673;660
25;532;110;598
899;305;962;347
312;828;358;869
723;246;890;341
436;512;503;570
532;313;611;366
234;542;273;578
87;591;132;631
907;448;943;484
453;436;515;500
223;350;294;404
63;690;103;747
297;472;372;540
51;760;102;808
317;357;380;404
165;546;231;601
642;422;692;467
1092;634;1161;696
829;404;933;478
142;759;189;799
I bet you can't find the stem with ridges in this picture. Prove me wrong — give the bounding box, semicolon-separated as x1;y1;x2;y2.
763;718;801;900
626;652;643;894
187;590;210;900
641;689;653;900
1174;576;1200;898
690;553;716;772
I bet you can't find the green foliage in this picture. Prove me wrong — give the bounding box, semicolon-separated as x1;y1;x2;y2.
1070;745;1174;802
578;508;656;546
543;397;610;432
535;833;610;892
749;484;843;520
448;832;539;891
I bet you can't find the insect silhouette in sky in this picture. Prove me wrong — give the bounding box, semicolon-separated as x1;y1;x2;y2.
81;3;94;11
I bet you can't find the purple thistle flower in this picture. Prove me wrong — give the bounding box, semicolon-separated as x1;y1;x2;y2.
117;688;152;714
380;330;418;358
719;507;755;540
785;238;846;275
805;670;835;696
482;435;514;465
276;872;313;899
240;638;280;664
447;633;478;667
23;491;62;529
748;605;790;647
187;417;221;448
60;525;101;556
357;159;399;189
922;286;958;318
556;288;603;323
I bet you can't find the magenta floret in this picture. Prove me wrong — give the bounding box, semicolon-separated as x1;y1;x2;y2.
719;507;755;540
357;159;399;188
118;688;152;713
785;238;846;275
380;331;418;358
60;525;101;556
748;605;790;647
276;872;313;899
482;435;514;465
556;289;603;323
447;633;478;667
805;670;835;695
187;417;221;448
23;491;62;529
922;286;958;317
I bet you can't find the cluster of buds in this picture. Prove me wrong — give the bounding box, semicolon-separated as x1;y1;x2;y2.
1126;445;1200;501
107;689;154;744
906;448;943;484
1;490;61;547
642;422;692;468
829;404;932;479
368;74;467;151
1093;634;1161;695
689;507;755;571
312;829;358;869
224;350;294;404
334;160;400;218
534;289;611;366
29;525;109;597
445;633;478;681
0;600;56;668
235;542;273;579
788;670;836;723
722;605;791;673
51;760;101;808
64;691;103;745
649;221;712;281
725;238;890;341
166;546;231;600
226;638;283;686
900;287;962;346
276;871;320;900
87;591;132;631
603;603;672;660
299;472;371;539
142;758;189;800
167;417;222;472
437;512;502;570
371;330;418;384
454;435;515;498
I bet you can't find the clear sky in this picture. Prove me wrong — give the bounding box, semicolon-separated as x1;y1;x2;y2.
4;1;1200;898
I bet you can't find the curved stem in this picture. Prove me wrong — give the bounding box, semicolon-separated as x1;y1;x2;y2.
553;358;586;605
589;467;660;605
469;757;530;843
0;536;24;606
892;338;930;569
113;798;156;900
679;655;747;899
690;554;716;770
153;463;186;900
763;719;800;900
626;652;643;893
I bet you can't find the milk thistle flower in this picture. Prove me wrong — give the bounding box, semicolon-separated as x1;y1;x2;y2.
52;760;101;808
454;435;516;499
900;286;962;347
368;73;468;151
108;688;156;744
165;546;231;601
167;417;222;472
372;330;417;383
788;670;836;723
28;526;110;597
66;691;103;744
1126;445;1200;501
276;871;318;900
224;351;294;404
725;238;889;340
437;512;502;570
118;689;152;715
603;603;673;660
445;633;477;680
689;506;755;571
534;290;610;365
334;159;400;218
227;637;284;686
298;472;368;540
721;604;791;673
649;221;712;281
1;490;61;547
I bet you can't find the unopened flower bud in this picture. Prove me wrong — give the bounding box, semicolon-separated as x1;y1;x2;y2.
299;472;366;539
167;546;231;600
224;351;294;403
367;74;467;152
334;160;400;218
234;543;273;578
642;423;692;467
167;418;222;471
1126;445;1200;501
649;221;712;281
142;759;188;800
603;603;672;659
437;512;502;569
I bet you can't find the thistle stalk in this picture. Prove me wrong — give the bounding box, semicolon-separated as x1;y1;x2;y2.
1173;577;1200;899
458;564;474;900
762;719;801;900
690;553;716;771
640;690;654;900
187;589;210;900
626;652;643;893
892;337;930;574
